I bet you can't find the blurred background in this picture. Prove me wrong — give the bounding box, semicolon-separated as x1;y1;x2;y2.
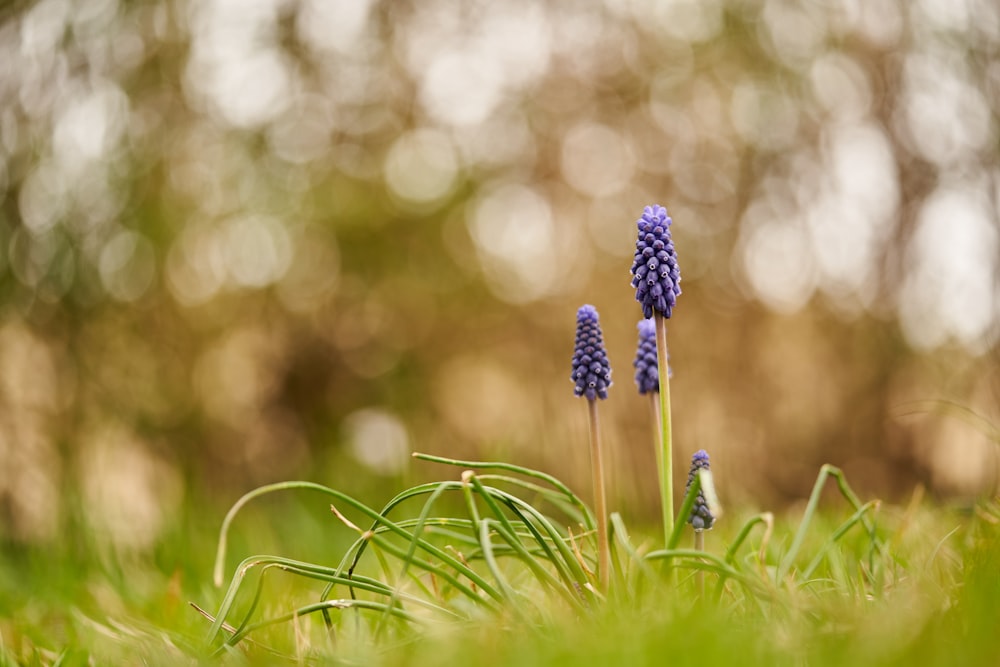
0;0;998;553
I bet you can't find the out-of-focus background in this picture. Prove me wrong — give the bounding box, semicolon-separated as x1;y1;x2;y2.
0;0;997;552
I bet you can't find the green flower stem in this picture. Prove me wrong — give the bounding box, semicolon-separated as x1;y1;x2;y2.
694;530;705;595
654;313;674;547
588;398;610;591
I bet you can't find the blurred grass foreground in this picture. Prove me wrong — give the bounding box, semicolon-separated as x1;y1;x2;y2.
0;0;999;662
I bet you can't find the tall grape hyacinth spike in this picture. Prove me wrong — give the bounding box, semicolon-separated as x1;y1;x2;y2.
630;205;681;548
571;305;612;401
630;205;681;320
570;305;611;590
686;450;715;532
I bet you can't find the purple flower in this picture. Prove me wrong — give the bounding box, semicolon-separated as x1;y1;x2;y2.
686;450;715;531
630;205;681;320
632;320;674;394
571;305;612;401
633;318;663;394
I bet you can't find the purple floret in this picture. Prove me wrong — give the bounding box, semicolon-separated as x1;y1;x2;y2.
571;305;612;401
686;449;715;531
629;205;681;320
632;318;660;394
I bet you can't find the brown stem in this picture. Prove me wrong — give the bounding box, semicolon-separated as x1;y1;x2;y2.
588;398;610;591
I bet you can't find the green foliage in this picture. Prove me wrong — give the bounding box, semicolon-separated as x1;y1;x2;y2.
2;471;1000;665
155;456;994;665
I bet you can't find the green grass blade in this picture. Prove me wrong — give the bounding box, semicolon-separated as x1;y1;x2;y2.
207;554;462;646
477;474;589;526
668;468;702;550
609;512;656;597
777;465;887;585
800;500;881;581
412;453;595;530
724;513;774;567
217;599;422;654
644;548;773;600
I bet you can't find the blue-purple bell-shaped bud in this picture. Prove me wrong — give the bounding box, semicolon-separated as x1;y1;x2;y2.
686;449;715;531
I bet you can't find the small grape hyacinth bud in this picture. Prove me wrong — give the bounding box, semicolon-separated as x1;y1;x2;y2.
686;450;715;531
571;305;612;401
633;318;673;394
630;205;681;320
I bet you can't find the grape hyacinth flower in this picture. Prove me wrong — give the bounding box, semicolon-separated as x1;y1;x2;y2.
570;304;611;590
685;450;715;532
629;205;681;548
630;205;681;320
685;449;715;594
571;305;612;401
633;318;669;395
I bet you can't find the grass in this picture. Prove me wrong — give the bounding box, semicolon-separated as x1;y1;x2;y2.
2;458;999;666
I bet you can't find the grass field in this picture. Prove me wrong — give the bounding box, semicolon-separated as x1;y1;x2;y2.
1;457;998;667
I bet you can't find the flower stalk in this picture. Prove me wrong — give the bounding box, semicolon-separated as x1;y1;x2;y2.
630;204;681;550
694;529;705;595
571;304;612;590
655;313;674;545
587;398;610;591
685;450;717;595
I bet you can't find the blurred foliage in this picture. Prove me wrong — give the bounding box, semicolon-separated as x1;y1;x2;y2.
0;0;998;550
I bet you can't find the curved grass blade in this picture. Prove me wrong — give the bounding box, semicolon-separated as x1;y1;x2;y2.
344;482;473;575
210;482;504;644
668;468;701;551
482;486;592;588
609;512;656;597
776;465;886;585
349;480;589;596
712;512;775;602
644;548;773;600
214;481;388;588
490;520;584;611
207;554;461;646
475;520;521;611
465;473;584;610
216;599;423;656
371;481;456;638
214;481;482;592
477;474;589;526
724;513;775;567
800;500;881;581
412;453;595;530
342;524;502;610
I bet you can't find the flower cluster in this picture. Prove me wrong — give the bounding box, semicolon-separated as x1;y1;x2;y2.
632;318;673;394
571;305;612;401
685;450;715;531
630;205;681;320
